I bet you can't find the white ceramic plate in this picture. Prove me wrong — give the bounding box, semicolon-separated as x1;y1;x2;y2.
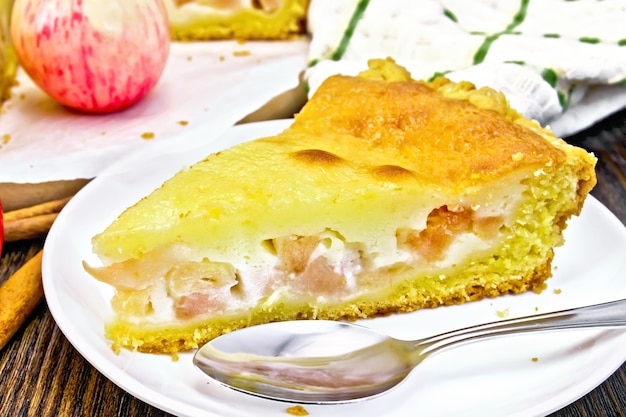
42;120;626;417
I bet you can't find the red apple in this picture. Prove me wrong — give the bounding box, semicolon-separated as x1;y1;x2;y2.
11;0;170;113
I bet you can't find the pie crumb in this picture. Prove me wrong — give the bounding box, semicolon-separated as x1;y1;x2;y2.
286;405;309;416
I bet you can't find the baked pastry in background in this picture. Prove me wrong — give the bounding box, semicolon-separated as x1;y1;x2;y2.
0;0;17;104
163;0;309;40
85;58;597;354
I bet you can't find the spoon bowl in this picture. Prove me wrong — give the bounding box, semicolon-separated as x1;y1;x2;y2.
194;298;626;404
195;320;413;403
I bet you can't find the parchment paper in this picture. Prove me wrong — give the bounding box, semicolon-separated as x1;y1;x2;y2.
0;40;308;184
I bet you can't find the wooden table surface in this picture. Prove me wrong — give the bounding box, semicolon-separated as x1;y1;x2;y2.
1;111;625;417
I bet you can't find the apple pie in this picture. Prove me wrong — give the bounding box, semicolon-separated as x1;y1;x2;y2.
163;0;309;40
85;58;596;354
0;0;17;104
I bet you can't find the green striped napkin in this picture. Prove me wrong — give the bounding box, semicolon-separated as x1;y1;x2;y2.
305;0;626;136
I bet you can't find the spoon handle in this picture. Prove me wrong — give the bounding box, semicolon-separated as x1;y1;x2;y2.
413;298;626;357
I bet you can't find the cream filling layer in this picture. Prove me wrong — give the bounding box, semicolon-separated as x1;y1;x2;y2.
95;178;528;325
126;229;499;323
118;222;508;325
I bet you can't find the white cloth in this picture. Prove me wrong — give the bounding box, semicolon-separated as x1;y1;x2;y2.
305;0;626;137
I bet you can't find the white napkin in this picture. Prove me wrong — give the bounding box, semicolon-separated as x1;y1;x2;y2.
0;40;308;184
305;0;626;137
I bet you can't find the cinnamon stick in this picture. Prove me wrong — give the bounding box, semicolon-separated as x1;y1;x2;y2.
3;196;71;221
3;196;71;242
0;250;44;350
4;213;59;242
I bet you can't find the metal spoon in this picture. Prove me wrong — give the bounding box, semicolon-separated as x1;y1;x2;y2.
194;298;626;404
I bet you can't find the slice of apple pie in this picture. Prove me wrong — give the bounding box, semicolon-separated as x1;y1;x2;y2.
162;0;309;40
0;0;17;104
85;59;596;354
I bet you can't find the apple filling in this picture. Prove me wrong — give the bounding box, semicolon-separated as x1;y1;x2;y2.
87;203;511;322
397;205;504;263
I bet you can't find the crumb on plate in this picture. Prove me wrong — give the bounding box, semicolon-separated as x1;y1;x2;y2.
286;405;309;416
